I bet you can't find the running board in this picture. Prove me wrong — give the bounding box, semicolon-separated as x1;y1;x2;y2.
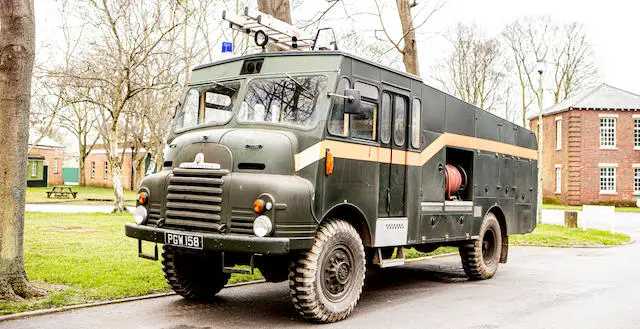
376;247;405;268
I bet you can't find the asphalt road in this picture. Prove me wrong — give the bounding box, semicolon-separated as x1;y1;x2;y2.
3;237;640;329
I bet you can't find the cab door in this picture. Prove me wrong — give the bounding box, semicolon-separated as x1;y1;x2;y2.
379;91;408;217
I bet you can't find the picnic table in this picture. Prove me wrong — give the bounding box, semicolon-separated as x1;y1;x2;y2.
46;185;78;199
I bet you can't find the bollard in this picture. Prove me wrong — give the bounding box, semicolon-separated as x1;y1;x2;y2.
564;211;578;228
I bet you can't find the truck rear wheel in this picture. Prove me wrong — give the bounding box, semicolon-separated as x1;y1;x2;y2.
459;212;502;280
161;245;230;300
289;220;366;323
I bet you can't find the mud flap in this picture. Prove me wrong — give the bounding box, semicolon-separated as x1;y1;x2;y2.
500;235;508;263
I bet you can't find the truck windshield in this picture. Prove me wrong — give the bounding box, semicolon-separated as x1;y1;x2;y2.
238;75;327;128
174;81;241;131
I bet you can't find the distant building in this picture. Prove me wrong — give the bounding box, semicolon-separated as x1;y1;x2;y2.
84;143;151;190
529;84;640;206
27;134;65;187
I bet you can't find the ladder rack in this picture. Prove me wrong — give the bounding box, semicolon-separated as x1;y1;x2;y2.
222;7;314;51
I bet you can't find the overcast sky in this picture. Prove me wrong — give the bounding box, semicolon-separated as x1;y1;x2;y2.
34;0;640;95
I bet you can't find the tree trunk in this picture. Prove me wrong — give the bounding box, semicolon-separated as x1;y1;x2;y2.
257;0;292;52
0;0;45;300
396;0;420;76
78;142;86;186
108;126;126;213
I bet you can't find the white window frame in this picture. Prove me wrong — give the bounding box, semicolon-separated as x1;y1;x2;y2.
91;162;96;179
53;158;59;174
104;161;109;179
599;114;617;149
634;115;640;150
31;162;37;177
555;164;562;194
634;164;640;195
555;116;562;150
599;163;617;194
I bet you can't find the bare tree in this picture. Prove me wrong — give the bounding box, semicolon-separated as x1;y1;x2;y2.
435;23;504;111
549;22;598;104
374;0;445;76
69;0;180;213
0;0;45;300
502;17;552;127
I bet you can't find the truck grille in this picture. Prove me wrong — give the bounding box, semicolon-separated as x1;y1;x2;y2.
164;168;229;231
230;208;256;235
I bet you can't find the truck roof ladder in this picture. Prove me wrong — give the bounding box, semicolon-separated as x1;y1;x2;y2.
222;7;336;52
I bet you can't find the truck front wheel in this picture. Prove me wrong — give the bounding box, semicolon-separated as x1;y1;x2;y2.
459;212;502;280
161;245;230;300
289;219;366;323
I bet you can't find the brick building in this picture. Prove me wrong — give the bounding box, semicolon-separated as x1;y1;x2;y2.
84;143;150;190
529;83;640;206
27;134;65;186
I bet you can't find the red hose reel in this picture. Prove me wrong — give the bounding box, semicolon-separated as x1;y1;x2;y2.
444;164;467;200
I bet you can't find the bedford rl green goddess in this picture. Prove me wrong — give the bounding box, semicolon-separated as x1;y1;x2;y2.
125;10;538;324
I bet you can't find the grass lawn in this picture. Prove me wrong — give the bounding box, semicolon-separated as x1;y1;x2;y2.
542;204;640;213
510;224;631;246
0;212;260;316
26;186;137;204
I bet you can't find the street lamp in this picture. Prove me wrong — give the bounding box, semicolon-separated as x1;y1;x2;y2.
536;59;544;225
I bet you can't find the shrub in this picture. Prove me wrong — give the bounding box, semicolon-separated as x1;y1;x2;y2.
586;200;637;208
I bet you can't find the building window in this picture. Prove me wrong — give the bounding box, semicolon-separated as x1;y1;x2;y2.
555;118;562;150
599;117;616;149
599;165;616;194
53;158;59;174
635;168;640;194
31;162;37;177
555;167;561;193
91;162;96;178
635;118;640;149
104;161;108;179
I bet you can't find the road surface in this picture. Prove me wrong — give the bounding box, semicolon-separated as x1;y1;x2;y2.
8;207;639;328
3;238;640;329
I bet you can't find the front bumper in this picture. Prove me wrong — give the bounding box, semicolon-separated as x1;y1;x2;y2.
125;223;313;255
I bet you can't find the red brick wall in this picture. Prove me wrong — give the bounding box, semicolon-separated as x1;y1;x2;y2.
84;150;144;191
531;109;640;205
29;147;64;186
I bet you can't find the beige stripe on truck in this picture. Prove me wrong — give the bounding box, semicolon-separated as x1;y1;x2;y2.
294;133;537;172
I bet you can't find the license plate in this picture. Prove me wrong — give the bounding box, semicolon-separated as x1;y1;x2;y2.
165;232;204;250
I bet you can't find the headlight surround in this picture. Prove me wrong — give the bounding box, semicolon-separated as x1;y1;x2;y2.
253;215;273;237
133;205;148;225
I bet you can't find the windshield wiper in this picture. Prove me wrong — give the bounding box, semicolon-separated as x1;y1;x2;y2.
285;73;316;97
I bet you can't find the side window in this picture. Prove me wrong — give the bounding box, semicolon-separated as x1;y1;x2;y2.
380;93;392;144
393;95;407;146
351;101;377;140
354;81;379;100
328;78;350;137
411;98;421;148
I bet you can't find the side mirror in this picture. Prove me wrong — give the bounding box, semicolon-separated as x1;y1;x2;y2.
344;89;362;115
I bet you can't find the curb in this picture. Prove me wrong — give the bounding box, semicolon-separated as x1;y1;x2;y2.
0;279;266;323
512;239;634;249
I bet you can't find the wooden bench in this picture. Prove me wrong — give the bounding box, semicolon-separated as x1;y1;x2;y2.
46;186;78;199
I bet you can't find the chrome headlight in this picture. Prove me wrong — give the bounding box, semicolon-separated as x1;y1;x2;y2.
133;205;148;225
253;215;273;237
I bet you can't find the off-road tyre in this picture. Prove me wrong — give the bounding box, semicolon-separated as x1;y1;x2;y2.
459;212;503;280
289;219;366;323
161;245;230;300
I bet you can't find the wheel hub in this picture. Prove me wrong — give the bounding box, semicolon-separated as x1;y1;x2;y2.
323;248;353;298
